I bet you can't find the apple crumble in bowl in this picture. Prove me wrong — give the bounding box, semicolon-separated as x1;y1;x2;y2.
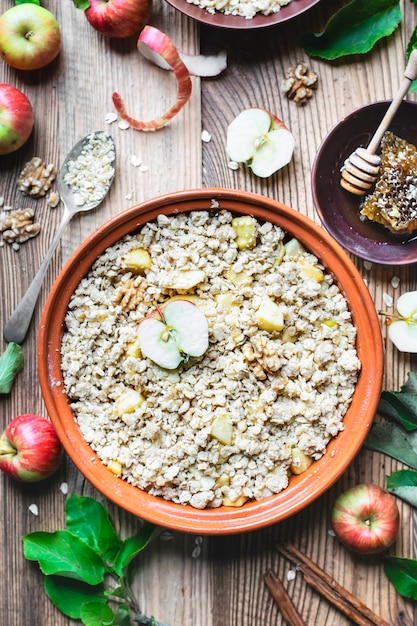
38;189;383;534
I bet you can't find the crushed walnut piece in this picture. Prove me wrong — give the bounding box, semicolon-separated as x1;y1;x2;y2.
0;208;41;247
281;61;318;105
112;275;148;311
242;336;282;379
17;157;57;198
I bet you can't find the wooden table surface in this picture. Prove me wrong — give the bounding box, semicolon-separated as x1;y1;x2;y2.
1;0;417;624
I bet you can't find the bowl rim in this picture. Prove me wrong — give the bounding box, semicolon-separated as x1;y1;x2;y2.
38;188;384;534
311;99;417;265
164;0;322;30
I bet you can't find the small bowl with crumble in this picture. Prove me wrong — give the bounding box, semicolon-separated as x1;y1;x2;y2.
165;0;321;29
38;188;383;534
312;100;417;265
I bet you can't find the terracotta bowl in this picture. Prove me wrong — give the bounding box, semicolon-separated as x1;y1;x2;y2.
165;0;321;30
38;189;383;534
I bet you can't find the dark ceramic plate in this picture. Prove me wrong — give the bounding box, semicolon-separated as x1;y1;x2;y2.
165;0;321;30
312;100;417;266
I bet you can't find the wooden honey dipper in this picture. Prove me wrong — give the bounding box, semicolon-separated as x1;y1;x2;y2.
340;49;417;196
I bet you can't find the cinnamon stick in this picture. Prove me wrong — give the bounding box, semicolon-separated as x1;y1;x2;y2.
263;569;307;626
275;543;390;626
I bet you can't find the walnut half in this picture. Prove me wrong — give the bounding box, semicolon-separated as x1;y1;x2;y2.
0;208;41;247
17;157;57;198
281;61;318;105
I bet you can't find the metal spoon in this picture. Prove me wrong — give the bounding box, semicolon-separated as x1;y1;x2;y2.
3;130;116;344
340;49;417;196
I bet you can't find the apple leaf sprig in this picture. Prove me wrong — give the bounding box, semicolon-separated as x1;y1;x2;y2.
365;371;417;468
362;372;417;599
23;493;169;626
383;469;417;599
0;342;24;394
298;0;417;92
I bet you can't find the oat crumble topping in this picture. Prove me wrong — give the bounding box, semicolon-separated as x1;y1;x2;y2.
61;210;360;510
186;0;293;20
62;132;115;207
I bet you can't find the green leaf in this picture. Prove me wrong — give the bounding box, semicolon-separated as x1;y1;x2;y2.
0;342;24;394
44;575;106;619
378;371;417;430
113;522;159;578
112;603;132;625
298;0;402;60
72;0;91;10
386;469;417;506
364;421;417;468
384;556;417;599
15;0;41;5
65;494;122;568
23;530;105;584
378;392;417;431
80;602;114;626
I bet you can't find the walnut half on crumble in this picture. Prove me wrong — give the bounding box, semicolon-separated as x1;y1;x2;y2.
360;131;417;235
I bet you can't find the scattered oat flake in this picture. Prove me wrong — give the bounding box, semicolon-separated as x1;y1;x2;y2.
228;160;239;171
47;191;60;208
28;503;39;516
287;569;296;581
139;164;149;173
363;260;373;270
125;191;133;200
391;276;400;289
191;544;202;559
159;530;174;541
383;293;393;307
130;154;142;167
201;130;211;143
60;482;69;495
328;528;336;537
118;119;130;130
105;112;118;124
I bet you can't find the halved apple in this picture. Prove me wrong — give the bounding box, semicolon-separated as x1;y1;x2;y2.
137;299;209;369
388;291;417;352
226;107;295;178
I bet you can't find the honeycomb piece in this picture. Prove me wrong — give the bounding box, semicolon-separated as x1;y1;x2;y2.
360;132;417;234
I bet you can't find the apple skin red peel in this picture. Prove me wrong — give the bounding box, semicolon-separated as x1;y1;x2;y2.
137;299;209;369
113;26;192;131
113;25;226;131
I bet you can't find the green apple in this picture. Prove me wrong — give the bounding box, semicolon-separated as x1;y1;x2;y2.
0;4;62;70
226;107;295;178
137;299;209;369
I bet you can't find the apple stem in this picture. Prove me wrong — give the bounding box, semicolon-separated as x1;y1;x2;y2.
379;310;417;326
154;303;166;323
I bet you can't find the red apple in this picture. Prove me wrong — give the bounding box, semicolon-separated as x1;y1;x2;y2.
0;84;34;155
73;0;151;38
331;484;400;555
0;4;61;71
0;414;63;482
